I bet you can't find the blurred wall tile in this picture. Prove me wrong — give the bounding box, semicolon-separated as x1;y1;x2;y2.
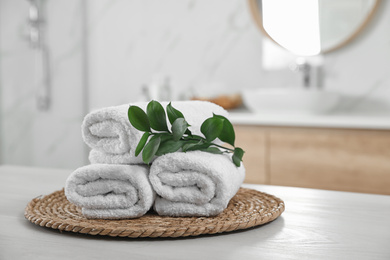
0;0;87;169
86;0;390;114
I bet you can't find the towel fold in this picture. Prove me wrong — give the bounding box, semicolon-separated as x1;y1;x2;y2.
82;101;228;164
149;151;245;217
65;164;155;219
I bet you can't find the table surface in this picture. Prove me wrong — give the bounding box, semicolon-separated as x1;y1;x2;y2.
1;165;390;260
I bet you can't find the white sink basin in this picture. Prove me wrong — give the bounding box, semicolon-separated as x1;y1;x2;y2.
242;88;341;115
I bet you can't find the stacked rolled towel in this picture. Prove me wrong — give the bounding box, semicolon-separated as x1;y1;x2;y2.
65;100;243;220
149;151;245;217
65;164;155;219
82;101;228;164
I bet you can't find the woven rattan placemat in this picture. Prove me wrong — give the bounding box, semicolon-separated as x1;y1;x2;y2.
25;188;285;238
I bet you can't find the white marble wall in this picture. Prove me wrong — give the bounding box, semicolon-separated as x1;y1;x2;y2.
1;0;389;168
0;0;87;168
86;0;298;109
86;0;390;114
324;1;390;115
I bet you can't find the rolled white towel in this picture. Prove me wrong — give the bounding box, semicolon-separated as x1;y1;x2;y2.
82;101;228;164
149;151;245;217
65;164;155;219
88;149;135;165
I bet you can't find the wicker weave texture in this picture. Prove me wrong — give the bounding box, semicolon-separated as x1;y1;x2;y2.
25;188;285;238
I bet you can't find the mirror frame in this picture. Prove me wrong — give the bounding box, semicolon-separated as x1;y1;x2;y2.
248;0;381;54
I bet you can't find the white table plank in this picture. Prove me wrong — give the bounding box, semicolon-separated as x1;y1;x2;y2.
1;165;389;260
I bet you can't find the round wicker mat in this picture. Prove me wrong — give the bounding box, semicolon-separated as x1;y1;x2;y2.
25;188;285;238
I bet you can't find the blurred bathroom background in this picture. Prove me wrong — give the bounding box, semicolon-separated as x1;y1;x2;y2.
0;0;389;171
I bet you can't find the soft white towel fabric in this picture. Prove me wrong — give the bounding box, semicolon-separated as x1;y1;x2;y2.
149;151;245;217
65;164;155;219
82;101;228;164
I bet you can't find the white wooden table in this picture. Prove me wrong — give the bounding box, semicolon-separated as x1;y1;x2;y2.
1;165;389;260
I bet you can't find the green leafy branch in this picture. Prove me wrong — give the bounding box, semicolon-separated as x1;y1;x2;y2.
128;100;244;166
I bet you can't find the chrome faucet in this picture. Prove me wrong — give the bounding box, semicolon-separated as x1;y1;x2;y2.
296;58;311;88
290;57;322;89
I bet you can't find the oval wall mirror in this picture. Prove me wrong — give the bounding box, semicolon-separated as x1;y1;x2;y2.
248;0;381;56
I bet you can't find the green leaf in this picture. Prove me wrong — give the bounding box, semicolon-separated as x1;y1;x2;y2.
200;147;223;154
166;102;184;125
171;118;189;141
182;140;201;152
185;142;212;152
156;140;184;156
159;133;173;143
190;134;205;141
128;105;151;132
130;101;245;166
232;147;244;167
213;114;235;147
185;128;192;136
200;117;224;142
135;132;150;156
142;135;161;164
147;100;169;132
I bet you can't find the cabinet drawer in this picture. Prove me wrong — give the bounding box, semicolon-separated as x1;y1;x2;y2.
269;128;390;194
235;125;267;184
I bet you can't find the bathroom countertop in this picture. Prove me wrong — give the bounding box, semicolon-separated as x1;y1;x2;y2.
229;109;390;130
1;165;390;259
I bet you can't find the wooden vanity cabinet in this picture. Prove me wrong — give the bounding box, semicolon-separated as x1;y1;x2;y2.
235;125;390;195
234;125;268;184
